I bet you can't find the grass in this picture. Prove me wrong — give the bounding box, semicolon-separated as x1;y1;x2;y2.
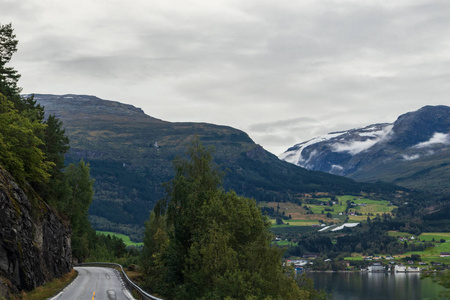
344;232;450;264
388;231;449;242
270;219;320;226
404;241;450;257
419;232;450;242
14;269;77;300
388;231;412;237
97;231;144;247
274;240;296;247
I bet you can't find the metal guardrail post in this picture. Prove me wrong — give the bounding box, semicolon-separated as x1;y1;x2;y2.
75;262;163;300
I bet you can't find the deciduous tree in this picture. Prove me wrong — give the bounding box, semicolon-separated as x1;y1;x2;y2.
143;139;305;299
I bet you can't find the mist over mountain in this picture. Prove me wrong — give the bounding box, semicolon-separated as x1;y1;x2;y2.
280;105;450;194
34;94;401;240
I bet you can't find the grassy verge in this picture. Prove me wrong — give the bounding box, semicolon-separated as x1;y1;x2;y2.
97;230;144;247
14;269;77;300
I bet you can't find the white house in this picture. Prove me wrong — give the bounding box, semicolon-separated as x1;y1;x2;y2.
395;265;406;272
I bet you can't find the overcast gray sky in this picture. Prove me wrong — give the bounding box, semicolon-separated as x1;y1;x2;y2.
3;0;450;154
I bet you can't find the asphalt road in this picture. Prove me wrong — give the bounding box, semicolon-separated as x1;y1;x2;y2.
50;266;135;300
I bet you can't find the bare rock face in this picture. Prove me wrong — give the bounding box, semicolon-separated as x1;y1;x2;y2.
0;167;72;297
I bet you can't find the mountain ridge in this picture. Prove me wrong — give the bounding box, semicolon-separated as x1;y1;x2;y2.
33;94;404;240
280;105;450;194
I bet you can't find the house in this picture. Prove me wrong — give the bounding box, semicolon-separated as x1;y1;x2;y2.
395;265;406;272
440;252;450;257
368;263;385;272
286;259;309;267
406;266;420;272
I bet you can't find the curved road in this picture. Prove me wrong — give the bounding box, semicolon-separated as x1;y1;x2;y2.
50;266;135;300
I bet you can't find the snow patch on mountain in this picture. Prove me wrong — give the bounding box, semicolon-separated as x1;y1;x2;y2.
279;132;344;164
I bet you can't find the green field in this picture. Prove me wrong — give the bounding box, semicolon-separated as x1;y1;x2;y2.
273;240;296;247
270;219;320;226
263;195;396;232
97;231;144;247
405;240;450;257
419;232;450;242
389;231;449;242
345;232;450;263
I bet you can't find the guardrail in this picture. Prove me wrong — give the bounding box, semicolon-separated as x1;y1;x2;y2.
75;262;163;300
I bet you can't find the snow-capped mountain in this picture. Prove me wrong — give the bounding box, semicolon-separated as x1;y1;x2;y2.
279;105;450;193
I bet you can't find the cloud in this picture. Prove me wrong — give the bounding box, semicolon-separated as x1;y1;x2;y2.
332;139;380;155
3;1;450;154
401;154;421;161
413;132;450;148
332;125;393;155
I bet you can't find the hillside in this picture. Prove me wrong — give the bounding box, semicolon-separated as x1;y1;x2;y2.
34;94;403;240
280;105;450;194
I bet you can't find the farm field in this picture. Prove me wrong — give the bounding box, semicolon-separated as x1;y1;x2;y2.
388;231;449;242
261;195;397;227
97;230;144;247
419;232;450;242
345;232;450;263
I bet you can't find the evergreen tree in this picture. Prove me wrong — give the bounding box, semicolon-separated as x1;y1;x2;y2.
62;160;96;260
0;93;53;183
0;23;21;97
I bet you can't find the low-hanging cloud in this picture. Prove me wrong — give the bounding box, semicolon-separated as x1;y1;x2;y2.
413;132;450;148
332;125;393;155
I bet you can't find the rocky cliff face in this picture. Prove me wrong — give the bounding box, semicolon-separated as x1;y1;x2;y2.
0;167;72;297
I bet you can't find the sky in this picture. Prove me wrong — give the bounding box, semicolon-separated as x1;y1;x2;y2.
3;0;450;155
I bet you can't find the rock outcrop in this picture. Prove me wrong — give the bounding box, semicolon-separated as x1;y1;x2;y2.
0;167;72;297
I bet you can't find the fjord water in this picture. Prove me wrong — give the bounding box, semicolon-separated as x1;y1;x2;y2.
310;272;445;300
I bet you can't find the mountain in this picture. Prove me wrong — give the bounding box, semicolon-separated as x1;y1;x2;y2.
280;105;450;194
34;94;402;240
0;166;72;297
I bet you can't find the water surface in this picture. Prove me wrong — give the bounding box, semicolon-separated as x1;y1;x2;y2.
309;272;445;300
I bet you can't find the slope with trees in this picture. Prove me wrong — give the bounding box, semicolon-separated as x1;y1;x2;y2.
34;93;405;241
